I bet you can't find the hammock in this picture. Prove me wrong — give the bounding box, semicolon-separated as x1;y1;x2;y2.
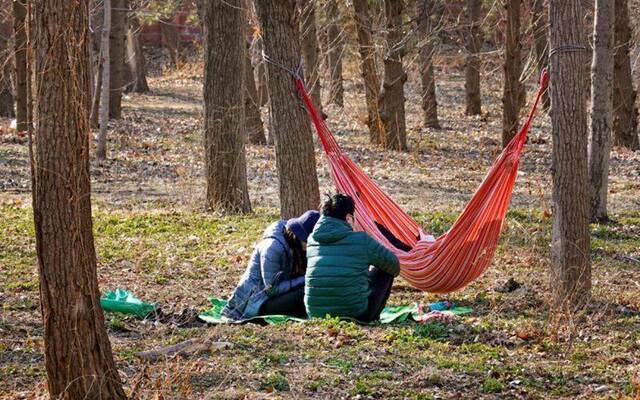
294;70;549;293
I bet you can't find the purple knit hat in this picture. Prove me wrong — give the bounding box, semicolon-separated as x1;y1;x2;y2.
285;210;320;242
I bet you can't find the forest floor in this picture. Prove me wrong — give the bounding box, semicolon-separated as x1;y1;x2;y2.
1;49;640;399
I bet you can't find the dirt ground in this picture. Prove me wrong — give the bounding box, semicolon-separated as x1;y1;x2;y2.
1;48;639;399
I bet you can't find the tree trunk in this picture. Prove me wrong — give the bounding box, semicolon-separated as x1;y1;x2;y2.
32;1;126;398
502;0;525;148
464;0;482;116
549;0;591;308
89;1;103;129
203;0;251;213
532;0;550;111
245;40;266;145
379;0;408;151
0;15;14;118
588;0;615;222
612;0;639;150
125;10;149;93
299;0;323;114
352;0;384;143
255;0;320;218
255;37;269;107
160;16;182;67
326;0;344;107
97;0;111;160
109;0;126;119
13;0;29;131
417;0;441;127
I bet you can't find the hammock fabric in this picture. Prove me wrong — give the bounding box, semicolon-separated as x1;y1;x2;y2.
294;70;549;294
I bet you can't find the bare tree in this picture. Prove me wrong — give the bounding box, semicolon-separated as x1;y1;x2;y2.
502;0;525;147
0;13;14;118
417;0;440;128
549;0;591;307
588;0;615;222
352;0;384;142
612;0;639;150
124;8;149;93
13;0;29;131
245;36;266;145
379;0;408;151
255;0;320;218
531;0;550;111
97;0;111;160
326;0;344;107
300;0;323;114
109;0;126;119
465;0;482;116
32;1;126;397
203;0;252;213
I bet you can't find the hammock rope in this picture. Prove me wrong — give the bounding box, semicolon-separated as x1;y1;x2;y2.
292;68;549;293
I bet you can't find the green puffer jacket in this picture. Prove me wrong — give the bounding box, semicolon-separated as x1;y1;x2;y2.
304;216;400;319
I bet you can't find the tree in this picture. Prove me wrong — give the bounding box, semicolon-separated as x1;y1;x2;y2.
464;0;482;116
0;13;14;118
612;0;639;150
502;0;525;148
13;0;28;131
255;0;320;218
109;0;126;119
549;0;591;307
588;0;615;222
531;0;550;111
32;1;126;397
417;0;440;128
244;37;266;145
300;0;323;114
160;15;182;67
379;0;408;151
352;0;384;143
203;0;251;213
97;0;111;160
326;0;344;107
124;8;149;93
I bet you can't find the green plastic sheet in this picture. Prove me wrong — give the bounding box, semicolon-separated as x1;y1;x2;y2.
198;297;473;325
100;289;157;319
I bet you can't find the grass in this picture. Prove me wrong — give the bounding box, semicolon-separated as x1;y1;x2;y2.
1;203;639;398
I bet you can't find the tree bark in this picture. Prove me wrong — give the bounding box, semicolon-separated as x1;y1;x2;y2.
0;15;14;118
502;0;525;148
299;0;323;115
203;0;251;213
32;1;126;397
379;0;408;151
97;0;111;160
160;16;182;67
417;0;440;127
13;0;29;131
464;0;482;116
531;0;550;111
588;0;614;222
612;0;639;150
89;1;103;129
109;0;126;119
549;0;591;308
244;39;266;145
255;37;269;107
124;10;149;93
255;0;320;218
352;0;384;142
326;0;344;107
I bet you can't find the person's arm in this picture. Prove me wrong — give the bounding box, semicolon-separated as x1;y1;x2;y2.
366;234;400;276
260;240;304;297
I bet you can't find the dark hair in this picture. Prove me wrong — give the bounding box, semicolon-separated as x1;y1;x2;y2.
321;193;355;221
284;227;307;277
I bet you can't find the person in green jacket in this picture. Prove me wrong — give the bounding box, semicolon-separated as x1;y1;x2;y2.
305;194;401;322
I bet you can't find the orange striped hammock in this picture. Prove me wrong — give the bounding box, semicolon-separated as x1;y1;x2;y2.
294;71;549;294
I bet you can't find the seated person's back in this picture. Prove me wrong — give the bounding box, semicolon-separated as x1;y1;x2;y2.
305;194;400;321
